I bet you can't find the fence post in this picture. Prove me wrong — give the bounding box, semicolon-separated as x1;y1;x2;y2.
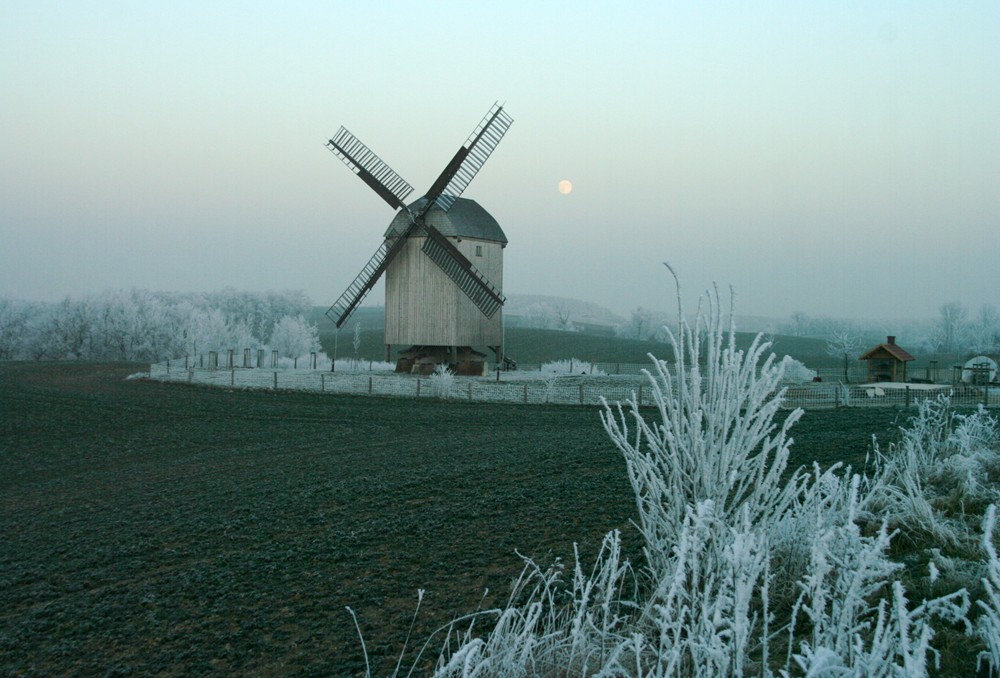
905;386;911;407
468;382;473;401
273;371;278;389
524;383;529;403
311;352;317;369
231;369;235;387
834;385;840;409
368;376;373;394
321;373;325;392
579;383;584;404
416;380;421;397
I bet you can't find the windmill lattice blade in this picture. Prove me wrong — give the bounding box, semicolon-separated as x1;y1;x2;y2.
423;103;513;213
326;127;414;211
326;226;415;328
421;227;505;318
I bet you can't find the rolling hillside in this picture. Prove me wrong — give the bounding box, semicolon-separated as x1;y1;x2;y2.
312;306;836;368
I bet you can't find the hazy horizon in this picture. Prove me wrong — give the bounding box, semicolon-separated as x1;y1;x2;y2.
2;3;997;321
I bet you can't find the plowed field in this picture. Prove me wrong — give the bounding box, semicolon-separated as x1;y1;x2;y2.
0;363;903;675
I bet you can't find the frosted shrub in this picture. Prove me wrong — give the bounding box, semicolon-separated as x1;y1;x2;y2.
366;269;975;676
600;282;805;578
867;396;1000;547
785;474;969;675
429;364;456;399
781;356;817;384
978;505;1000;673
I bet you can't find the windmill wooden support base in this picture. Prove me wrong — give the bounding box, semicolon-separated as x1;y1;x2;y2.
395;345;487;376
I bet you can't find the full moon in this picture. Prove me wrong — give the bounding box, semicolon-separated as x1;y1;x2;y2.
558;179;573;195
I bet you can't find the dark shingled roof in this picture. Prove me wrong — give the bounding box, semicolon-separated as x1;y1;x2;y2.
384;197;507;244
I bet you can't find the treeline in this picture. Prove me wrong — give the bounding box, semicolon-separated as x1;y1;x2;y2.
0;289;320;362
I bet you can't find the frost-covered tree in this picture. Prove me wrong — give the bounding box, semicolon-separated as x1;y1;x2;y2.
43;297;98;359
934;301;970;353
269;315;319;359
826;325;863;382
969;304;1000;354
95;289;181;361
0;298;34;359
0;288;315;362
620;306;655;340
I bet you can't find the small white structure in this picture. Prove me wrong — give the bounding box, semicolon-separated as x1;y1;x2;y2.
962;356;998;384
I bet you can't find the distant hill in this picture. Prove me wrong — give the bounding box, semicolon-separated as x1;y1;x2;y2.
503;294;624;333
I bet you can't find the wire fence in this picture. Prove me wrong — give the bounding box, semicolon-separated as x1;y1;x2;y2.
148;359;998;410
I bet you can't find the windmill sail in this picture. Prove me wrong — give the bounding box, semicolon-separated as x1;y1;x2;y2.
326;127;414;211
420;225;505;318
422;103;513;214
325;224;416;328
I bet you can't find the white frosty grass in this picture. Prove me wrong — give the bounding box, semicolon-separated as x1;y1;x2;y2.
351;270;1000;676
540;358;606;376
125;371;148;381
865;397;1000;549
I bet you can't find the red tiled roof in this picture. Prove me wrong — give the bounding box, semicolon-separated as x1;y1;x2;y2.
859;342;915;362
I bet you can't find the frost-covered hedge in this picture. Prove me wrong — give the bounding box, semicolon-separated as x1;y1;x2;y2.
0;289;318;362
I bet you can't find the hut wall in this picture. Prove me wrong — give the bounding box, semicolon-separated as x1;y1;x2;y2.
384;236;504;347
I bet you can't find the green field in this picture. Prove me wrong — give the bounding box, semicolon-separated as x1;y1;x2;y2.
1;362;905;675
312;308;837;369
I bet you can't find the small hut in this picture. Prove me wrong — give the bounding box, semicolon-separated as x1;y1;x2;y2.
859;335;915;383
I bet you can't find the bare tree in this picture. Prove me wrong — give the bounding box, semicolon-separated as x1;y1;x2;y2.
825;326;862;382
970;304;1000;354
621;306;655;341
934;301;969;353
0;299;32;359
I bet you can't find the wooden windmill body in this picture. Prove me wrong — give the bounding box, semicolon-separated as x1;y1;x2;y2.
324;104;513;374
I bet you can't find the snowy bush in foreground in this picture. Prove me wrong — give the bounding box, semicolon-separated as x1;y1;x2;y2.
978;505;1000;673
866;397;1000;548
356;269;983;676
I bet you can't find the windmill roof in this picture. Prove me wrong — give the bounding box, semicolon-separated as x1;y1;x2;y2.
384;197;508;244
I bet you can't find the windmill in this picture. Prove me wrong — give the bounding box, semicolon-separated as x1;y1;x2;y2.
325;103;514;374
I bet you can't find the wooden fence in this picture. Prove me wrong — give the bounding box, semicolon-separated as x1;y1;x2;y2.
148;360;997;410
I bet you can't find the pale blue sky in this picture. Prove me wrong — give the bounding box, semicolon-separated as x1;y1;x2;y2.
1;1;997;319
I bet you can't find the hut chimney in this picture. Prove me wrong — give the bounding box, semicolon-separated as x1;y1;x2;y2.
887;335;896;345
